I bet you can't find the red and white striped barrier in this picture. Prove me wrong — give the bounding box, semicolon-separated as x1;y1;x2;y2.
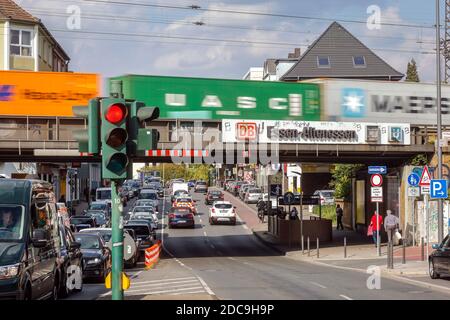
146;149;210;157
144;240;162;269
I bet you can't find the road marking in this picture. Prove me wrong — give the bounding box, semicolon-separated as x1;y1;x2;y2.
196;275;215;295
227;257;238;261
199;219;202;223
339;294;353;300
130;271;142;279
310;281;327;289
132;281;202;290
203;231;208;236
171;290;207;295
133;278;198;286
126;286;205;295
242;224;249;230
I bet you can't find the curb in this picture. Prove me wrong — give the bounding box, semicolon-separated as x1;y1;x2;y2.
251;229;286;256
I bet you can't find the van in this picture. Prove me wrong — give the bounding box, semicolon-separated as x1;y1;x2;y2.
96;187;112;204
0;179;65;300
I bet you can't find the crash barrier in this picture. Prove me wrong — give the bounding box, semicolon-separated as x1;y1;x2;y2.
145;240;162;269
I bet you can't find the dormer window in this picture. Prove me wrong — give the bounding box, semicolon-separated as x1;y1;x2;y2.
353;56;366;68
317;56;330;68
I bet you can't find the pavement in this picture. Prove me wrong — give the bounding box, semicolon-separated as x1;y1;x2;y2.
219;187;450;293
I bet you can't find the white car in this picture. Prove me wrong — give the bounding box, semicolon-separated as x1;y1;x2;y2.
129;205;158;226
209;201;237;225
244;187;263;204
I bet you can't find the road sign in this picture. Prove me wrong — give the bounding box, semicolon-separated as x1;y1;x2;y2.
419;166;431;186
105;272;130;290
430;180;448;199
408;187;420;197
283;192;295;205
371;187;383;202
368;166;387;175
421;186;430;194
370;174;383;187
407;173;420;187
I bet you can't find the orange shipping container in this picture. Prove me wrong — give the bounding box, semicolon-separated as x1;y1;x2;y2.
0;71;99;116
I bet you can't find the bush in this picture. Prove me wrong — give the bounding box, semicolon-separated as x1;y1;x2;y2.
313;205;337;225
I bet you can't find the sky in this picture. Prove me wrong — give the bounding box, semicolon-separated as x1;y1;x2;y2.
16;0;441;84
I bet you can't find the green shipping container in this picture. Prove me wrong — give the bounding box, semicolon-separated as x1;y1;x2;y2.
108;75;320;120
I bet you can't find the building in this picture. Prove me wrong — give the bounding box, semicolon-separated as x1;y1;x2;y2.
0;0;70;71
242;67;263;81
280;22;404;81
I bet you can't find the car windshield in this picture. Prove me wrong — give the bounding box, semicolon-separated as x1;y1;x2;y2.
197;182;206;185
140;192;157;200
70;217;92;225
75;234;101;249
175;190;188;195
133;206;152;213
321;192;334;198
210;191;222;196
90;203;106;210
126;225;150;236
97;190;111;200
214;203;232;209
248;188;261;193
0;205;25;241
81;230;112;242
134;214;154;221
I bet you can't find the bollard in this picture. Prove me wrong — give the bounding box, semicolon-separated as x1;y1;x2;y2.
317;237;320;258
307;237;310;257
387;241;391;269
344;237;347;258
402;241;406;264
301;235;304;255
421;237;424;261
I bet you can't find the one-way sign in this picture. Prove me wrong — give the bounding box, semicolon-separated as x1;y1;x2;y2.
368;166;387;175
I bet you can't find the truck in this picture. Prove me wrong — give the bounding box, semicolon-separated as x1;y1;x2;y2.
171;182;189;202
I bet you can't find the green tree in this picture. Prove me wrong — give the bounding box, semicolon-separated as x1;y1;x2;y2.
329;164;364;200
408;154;428;166
405;58;420;82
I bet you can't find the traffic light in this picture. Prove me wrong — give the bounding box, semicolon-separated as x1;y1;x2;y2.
101;98;129;179
72;98;100;154
129;101;160;155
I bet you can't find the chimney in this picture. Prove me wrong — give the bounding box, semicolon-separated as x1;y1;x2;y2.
294;48;301;58
288;53;295;59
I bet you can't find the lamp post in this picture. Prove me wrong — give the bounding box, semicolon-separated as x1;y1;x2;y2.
437;0;444;243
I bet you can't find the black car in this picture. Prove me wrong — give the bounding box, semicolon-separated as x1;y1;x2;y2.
73;233;111;282
429;234;450;279
123;223;154;254
57;220;83;297
205;190;224;205
70;216;96;231
168;207;195;229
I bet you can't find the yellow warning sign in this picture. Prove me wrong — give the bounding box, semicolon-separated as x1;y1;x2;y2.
105;272;130;290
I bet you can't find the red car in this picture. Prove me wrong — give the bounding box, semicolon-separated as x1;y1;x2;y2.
205;190;224;205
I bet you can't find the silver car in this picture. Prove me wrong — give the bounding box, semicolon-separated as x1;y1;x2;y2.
244;188;263;204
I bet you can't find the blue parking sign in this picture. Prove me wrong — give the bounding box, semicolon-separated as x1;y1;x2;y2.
407;173;420;187
430;180;448;199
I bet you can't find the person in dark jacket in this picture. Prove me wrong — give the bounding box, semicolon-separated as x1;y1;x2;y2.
289;207;299;220
336;204;344;230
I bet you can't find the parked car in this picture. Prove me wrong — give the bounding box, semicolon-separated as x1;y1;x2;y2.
70;215;96;231
231;181;245;196
84;210;108;228
244;187;263;204
194;181;208;193
0;179;61;300
239;184;255;200
209;201;237;225
313;190;335;205
224;179;235;191
57;220;83;297
205;190;224;205
73;233;111;282
123;223;155;254
168;207;195;229
429;234;450;279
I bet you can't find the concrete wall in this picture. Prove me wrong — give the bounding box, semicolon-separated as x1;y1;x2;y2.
268;216;333;244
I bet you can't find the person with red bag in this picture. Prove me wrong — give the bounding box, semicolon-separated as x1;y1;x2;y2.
369;211;383;247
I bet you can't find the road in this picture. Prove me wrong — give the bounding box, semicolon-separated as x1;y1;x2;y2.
66;187;450;300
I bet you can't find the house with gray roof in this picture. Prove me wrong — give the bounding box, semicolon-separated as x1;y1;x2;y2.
280;22;404;81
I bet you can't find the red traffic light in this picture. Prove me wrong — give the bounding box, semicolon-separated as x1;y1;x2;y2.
105;103;127;124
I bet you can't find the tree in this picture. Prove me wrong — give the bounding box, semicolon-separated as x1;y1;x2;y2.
405;58;420;82
329;164;364;200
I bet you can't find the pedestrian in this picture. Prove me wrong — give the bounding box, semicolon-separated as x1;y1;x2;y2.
384;210;400;244
58;194;66;204
336;204;344;230
369;211;383;247
84;186;90;204
289;207;299;220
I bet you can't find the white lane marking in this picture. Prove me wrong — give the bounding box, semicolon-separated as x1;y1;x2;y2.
228;257;238;261
171;290;208;295
131;282;203;290
340;294;353;300
196;275;215;296
125;286;205;295
132;279;199;288
310;282;327;289
199;219;202;223
99;291;112;297
130;271;142;279
242;224;249;230
203;231;208;236
133;276;197;284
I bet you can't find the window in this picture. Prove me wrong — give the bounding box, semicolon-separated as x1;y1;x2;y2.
317;56;330;68
353;56;366;68
10;29;32;57
168;121;177;142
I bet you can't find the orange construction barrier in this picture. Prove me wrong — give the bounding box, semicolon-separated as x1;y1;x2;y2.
145;240;162;269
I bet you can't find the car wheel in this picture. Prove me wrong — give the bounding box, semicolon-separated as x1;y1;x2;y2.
51;276;59;300
59;273;70;298
429;259;440;279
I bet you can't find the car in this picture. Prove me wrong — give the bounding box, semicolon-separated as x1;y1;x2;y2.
130;211;158;230
187;180;196;188
171;189;189;202
70;215;96;231
134;199;154;208
429;234;450;279
172;196;197;214
205;190;224;205
57;220;83;297
88;201;111;219
137;190;159;211
84;210;108;227
194;181;208;193
226;180;236;192
224;179;235;191
313;190;336;205
231;181;245;196
209;201;237;225
168;207;195;228
239;184;255;200
123;223;155;254
244;187;263;204
130;206;158;226
73;233;111;282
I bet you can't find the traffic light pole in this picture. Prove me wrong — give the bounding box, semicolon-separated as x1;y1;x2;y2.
111;180;124;300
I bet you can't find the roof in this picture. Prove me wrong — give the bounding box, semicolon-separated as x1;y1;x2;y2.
0;0;38;22
281;22;404;81
263;59;277;75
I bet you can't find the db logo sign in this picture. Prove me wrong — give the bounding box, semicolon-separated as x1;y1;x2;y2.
236;122;257;141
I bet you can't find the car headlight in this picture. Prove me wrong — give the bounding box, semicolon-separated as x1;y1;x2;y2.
87;258;101;265
0;263;20;279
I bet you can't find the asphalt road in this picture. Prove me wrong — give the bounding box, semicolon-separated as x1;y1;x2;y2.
66;188;450;300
